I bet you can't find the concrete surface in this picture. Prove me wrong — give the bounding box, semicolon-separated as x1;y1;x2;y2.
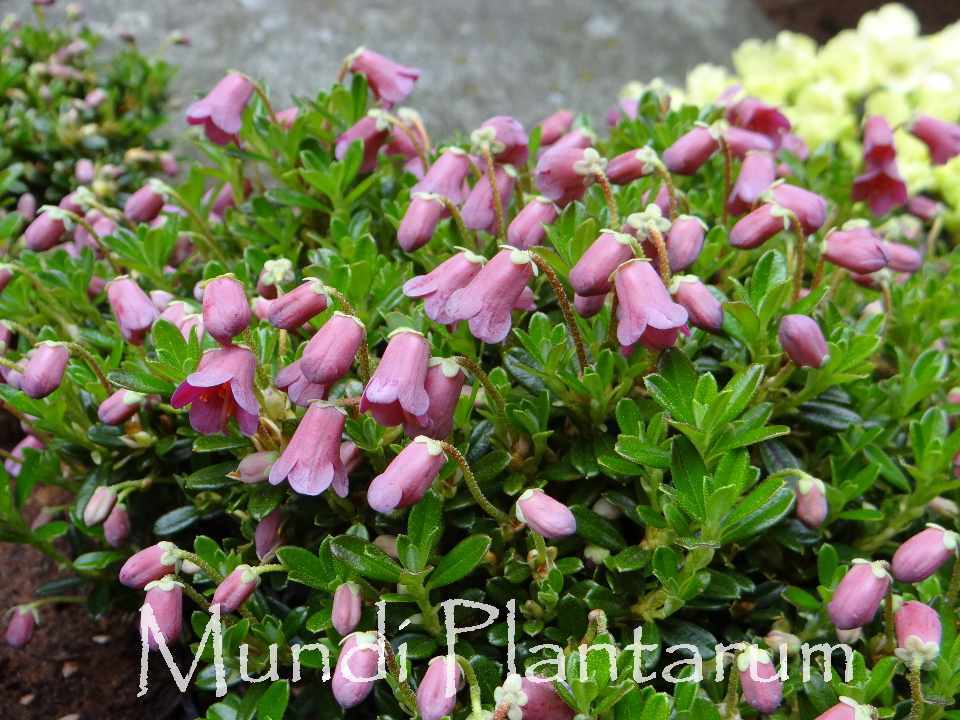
24;0;776;140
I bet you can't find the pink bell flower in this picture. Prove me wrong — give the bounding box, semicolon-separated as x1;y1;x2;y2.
341;440;365;475
300;313;366;386
737;649;782;714
267;278;329;330
536;110;575;147
852;164;908;216
23;212;65;252
75;158;94;185
255;507;284;559
606;98;640;127
186;72;253;146
729;204;783;249
202;275;250;345
614;259;688;352
663;215;706;272
84;87;109;109
822;227;890;273
332;631;382;708
884;242;923;273
514;286;537;311
519;675;575;720
606;147;657;186
21;341;69;399
1;357;27;393
725;127;776;158
907;196;943;222
570;230;635;297
141;577;183;651
170;345;260;436
795;477;828;529
574;292;606;318
4;436;43;478
534;146;588;204
212;565;258;614
813;698;873;720
332;581;363;636
894;601;942;665
238;451;279;483
83;486;117;527
770;183;828;234
726;97;791;148
908;114;960;165
269;402;348;496
670;276;723;332
120;542;181;588
417;656;463;720
107;277;160;345
403;358;464;441
336;116;390;174
17;193;36;221
445;248;535;343
360;330;430;427
398;193;444;252
507;197;558;250
411;148;471;203
516;489;577;540
124;184;165;223
6;607;37;649
103;503;131;548
892;525;959;583
275;359;328;407
861;116;897;169
728;153;776;216
827;560;891;630
348;48;421;106
547;128;595;153
779;315;829;370
479;116;530;166
275;107;298;128
402;251;485;326
461;165;515;234
368;436;446;513
662;127;719;175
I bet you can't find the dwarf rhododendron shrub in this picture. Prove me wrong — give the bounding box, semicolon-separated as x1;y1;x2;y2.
4;9;960;720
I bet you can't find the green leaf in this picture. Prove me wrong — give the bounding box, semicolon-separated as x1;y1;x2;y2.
644;348;698;425
259;680;290;720
330;535;403;582
427;534;491;589
818;544;839;587
669;437;708;523
74;551;122;571
782;585;821;611
722;301;760;348
107;369;176;395
154;506;203;535
277;546;328;590
718;365;764;424
615;437;671;469
193;435;251;453
570;505;627;552
406;490;442;571
862;656;897;702
184;461;240;490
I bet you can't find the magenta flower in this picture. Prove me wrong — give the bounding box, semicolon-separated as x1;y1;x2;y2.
892;525;958;583
725;127;776;158
186;72;253;146
907;196;942;222
212;565;258;614
417;656;462;720
124;184;165;223
6;606;37;649
398;193;444;252
75;159;94;185
202;275;250;345
614;260;688;352
238;451;279;483
275;359;328;407
5;436;43;478
519;676;575;720
728;153;776;216
445;248;535;343
822;227;890;273
269;402;348;496
461;165;515;234
726;97;791;148
569;230;635;297
795;477;828;529
348;48;421;106
861;116;897;169
336;116;390;174
103;503;130;548
107;277;160;345
779;315;829;370
170;345;260;436
268;278;329;330
814;698;873;720
300;313;366;386
23;212;65;252
507;197;558;250
255;507;284;559
894;601;942;665
332;582;363;636
403;358;464;441
402;251;485;326
17;193;36;221
662;127;719;175
908;114;960;165
827;560;891;630
606;98;640;127
737;649;782;714
141;577;183;651
516;489;576;540
536;110;575;147
574;292;606;318
851;164;908;216
83;486;117;527
729;204;783;249
21;342;69;399
332;631;381;708
670;276;723;333
664;216;706;272
411;148;471;203
884;242;923;273
367;437;446;513
275;107;298;129
534;146;588;204
606;148;656;186
770;183;828;234
360;330;430;427
479;116;530;166
120;542;181;588
341;440;365;475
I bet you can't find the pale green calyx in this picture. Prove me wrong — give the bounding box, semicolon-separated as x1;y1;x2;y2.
261;258;294;286
736;647;772;672
387;326;424;339
600;229;634;246
145;576;183;592
396;107;422;124
345;581;361;596
841;218;872;230
238;565;259;584
838;697;874;720
428;356;462;378
367;108;391;132
158;541;180;570
851;558;890;580
470;126;505;155
668;275;699;294
894;635;940;667
121;391;146;406
634;146;659;174
454;247;486;264
797;477;826;496
146;178;172;197
413;436;446;456
769;203;794;231
572;148;607;177
626;204;671;234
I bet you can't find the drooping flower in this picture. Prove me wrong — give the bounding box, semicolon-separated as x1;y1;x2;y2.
360;330;431;429
662;127;719;175
670;276;723;333
119;542;181;588
814;697;875;720
516;489;577;540
4;436;43;478
891;525;959;583
477;116;530;166
300;313;366;386
536;110;575;147
332;631;382;708
728;153;776;216
141;577;183;651
332;582;363;636
445;248;535;343
606;98;640;127
275;359;328;407
411;147;471;203
368;436;446;514
574;293;606;319
107;277;160;345
908;114;960;165
103;503;130;548
884;242;923;273
238;451;279;483
725;127;776;158
822;226;890;273
726;97;791;148
23;212;65;252
861;116;897;169
170;345;260;436
211;565;258;614
534;146;589;205
795;477;828;529
402;251;485;325
83;486;117;527
267;278;329;330
21;342;70;399
606;147;657;186
257;259;295;300
186;73;253;146
769;183;828;234
124;184;165;223
336;116;390;174
827;560;891;630
569;230;636;298
507;197;558;250
269;401;348;496
398;193;444;252
403;358;464;441
202;275;250;345
737;649;782;714
663;215;706;272
417;656;463;720
907;196;942;222
851;164;908;216
729;204;784;249
255;507;284;559
6;607;37;649
347;48;421;106
461;165;515;235
894;601;941;666
614;259;689;352
778;315;829;370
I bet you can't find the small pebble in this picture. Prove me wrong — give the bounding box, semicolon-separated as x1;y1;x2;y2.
19;694;34;705
62;661;78;678
57;715;81;720
92;634;110;644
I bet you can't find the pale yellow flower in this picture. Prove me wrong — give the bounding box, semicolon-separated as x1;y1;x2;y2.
817;30;874;97
864;90;912;127
684;63;738;107
733;31;818;105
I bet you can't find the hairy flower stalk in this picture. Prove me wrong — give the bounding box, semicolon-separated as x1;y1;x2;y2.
527;251;589;374
438;441;510;527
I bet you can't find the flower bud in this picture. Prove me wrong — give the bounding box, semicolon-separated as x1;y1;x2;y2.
883;241;922;273
373;535;399;559
569;230;634;297
670;276;723;333
212;565;258;614
778;315;829;370
478;116;530;166
894;600;941;666
770;184;827;234
255;507;284;560
75;159;95;185
367;437;446;513
662;127;719;175
606;148;655;185
202;275;250;344
417;655;462;720
403;251;485;326
892;525;959;583
341;440;365;475
534;146;589;205
398;194;444;252
908;114;960;165
336;117;389;174
98;389;157;426
516;489;576;540
729;204;783;250
574;292;606;318
4;435;43;478
412;147;471;203
461;165;515;235
360;330;431;427
663;215;706;272
507;197;558;250
84;486;118;527
23;212;65;252
21;342;69;399
728;153;776;216
519;676;575;720
6;607;37;649
347;48;421;106
737;648;782;714
828;560;891;630
615;259;689;352
124;184;165;223
268;278;329;330
332;631;381;708
119;541;181;588
141;577;183;651
822;228;890;273
103;503;131;548
17;193;36;221
108;277;160;345
725;127;776;157
764;630;801;655
300;313;365;386
927;496;959;519
186;73;253;146
796;477;828;529
239;451;279;483
332;582;363;636
536;110;575;147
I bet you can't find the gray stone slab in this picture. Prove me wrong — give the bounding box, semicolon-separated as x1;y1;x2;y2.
27;0;776;138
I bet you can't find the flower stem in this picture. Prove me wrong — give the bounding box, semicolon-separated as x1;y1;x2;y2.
163;188;228;266
646;225;671;286
653;161;678;221
481;147;506;241
438;196;476;252
321;287;371;384
606;291;619;347
232;72;278;123
784;210;806;304
439;441;511;526
810;254;826;291
27;596;85;609
454;356;508;427
380;633;419;712
593;170;619;228
946;556;960;605
908;653;924;720
61;342;112;393
718;136;732;229
382;114;429;175
455;655;485;720
722;649;741;714
181;582;213;614
531;530;550;569
0;319;38;344
175;550;224;584
527;253;589;374
884;582;896;657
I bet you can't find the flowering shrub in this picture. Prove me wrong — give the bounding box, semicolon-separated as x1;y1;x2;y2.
3;14;960;720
